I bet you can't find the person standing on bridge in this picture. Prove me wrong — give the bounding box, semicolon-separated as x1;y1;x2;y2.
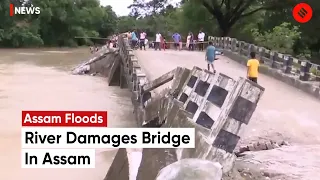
198;30;205;51
186;33;191;49
155;32;162;50
247;51;260;83
160;35;166;51
189;32;194;51
172;32;181;50
131;31;138;49
139;31;147;50
205;41;216;73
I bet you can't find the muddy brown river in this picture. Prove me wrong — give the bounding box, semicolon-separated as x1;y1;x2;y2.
0;48;135;179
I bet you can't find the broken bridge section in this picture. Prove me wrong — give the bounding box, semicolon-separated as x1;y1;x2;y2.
105;35;265;180
71;45;121;76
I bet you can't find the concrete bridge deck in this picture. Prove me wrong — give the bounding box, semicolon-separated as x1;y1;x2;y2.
135;49;320;145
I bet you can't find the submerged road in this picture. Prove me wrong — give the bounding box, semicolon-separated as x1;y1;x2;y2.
135;49;320;145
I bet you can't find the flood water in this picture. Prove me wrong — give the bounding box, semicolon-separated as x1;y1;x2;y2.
0;48;135;179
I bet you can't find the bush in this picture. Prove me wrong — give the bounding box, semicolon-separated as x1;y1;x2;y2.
251;22;301;54
310;66;320;76
3;26;43;47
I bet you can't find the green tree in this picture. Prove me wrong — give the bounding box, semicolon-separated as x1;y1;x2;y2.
178;0;217;37
252;22;301;54
195;0;294;36
0;0;118;47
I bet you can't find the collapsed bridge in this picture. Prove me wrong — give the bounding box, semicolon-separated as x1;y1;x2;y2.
72;35;265;179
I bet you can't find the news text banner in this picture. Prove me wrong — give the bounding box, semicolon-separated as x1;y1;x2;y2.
21;127;195;148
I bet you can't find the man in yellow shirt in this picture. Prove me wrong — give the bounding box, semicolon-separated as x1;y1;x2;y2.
247;52;259;83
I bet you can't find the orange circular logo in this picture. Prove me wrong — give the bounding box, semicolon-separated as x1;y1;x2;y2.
292;3;313;23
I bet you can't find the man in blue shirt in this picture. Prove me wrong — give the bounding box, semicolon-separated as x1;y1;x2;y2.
172;33;181;50
131;31;138;49
205;41;216;73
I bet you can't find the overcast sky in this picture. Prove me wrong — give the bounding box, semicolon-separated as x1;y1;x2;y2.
100;0;132;16
100;0;180;16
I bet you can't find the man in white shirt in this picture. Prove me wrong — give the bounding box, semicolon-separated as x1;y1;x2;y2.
139;31;147;50
155;32;161;50
198;30;205;51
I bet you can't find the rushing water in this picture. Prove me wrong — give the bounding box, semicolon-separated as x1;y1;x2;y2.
0;48;135;179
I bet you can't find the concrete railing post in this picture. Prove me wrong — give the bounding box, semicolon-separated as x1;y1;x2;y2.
248;44;255;58
218;38;223;48
129;60;147;104
245;43;249;57
129;56;137;75
137;73;148;104
220;37;224;49
226;37;232;50
283;55;293;74
257;47;264;63
231;38;237;52
271;51;278;68
132;67;140;91
223;37;227;49
299;61;312;81
226;37;230;49
215;37;219;47
238;41;243;55
214;37;218;47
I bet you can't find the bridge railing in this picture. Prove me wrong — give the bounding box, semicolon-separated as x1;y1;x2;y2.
208;36;320;82
117;34;149;105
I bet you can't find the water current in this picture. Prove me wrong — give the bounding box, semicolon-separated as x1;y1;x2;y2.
0;48;135;179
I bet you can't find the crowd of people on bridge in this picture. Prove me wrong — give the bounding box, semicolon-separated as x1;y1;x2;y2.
123;30;260;84
126;30;208;51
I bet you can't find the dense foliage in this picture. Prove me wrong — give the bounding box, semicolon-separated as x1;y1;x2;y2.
0;0;117;47
1;0;320;64
118;0;320;63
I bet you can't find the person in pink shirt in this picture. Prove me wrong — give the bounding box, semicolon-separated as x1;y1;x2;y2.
139;31;147;50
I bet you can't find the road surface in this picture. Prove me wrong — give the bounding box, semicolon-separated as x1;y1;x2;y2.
135;49;320;179
135;49;320;144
